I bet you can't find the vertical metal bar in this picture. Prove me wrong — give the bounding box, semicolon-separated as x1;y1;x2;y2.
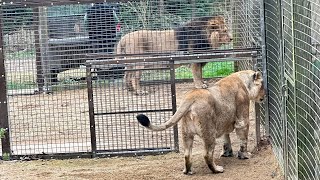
253;55;261;147
191;0;196;18
260;0;270;137
277;0;289;178
255;102;261;147
37;7;50;92
0;11;11;157
169;60;179;152
86;64;97;157
33;7;44;93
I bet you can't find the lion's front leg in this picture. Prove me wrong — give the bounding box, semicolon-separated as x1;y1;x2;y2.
234;101;251;129
235;124;251;159
191;63;207;89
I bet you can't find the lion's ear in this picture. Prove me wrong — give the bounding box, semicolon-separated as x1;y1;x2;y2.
253;71;262;80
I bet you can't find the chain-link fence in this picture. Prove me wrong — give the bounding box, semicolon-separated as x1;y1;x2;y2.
264;0;320;179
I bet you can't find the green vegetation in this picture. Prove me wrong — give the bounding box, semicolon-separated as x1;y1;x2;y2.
0;128;6;139
7;82;36;90
5;72;36;90
175;61;234;79
2;153;10;161
6;50;35;60
0;128;10;160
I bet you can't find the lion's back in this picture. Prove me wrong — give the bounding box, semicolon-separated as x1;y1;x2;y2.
117;29;179;54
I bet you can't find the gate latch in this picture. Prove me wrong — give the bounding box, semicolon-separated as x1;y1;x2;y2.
281;84;288;98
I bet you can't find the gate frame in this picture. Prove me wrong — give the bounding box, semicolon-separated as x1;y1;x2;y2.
86;59;179;157
0;10;11;158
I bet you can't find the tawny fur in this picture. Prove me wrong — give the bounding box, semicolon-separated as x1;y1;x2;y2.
137;70;266;174
116;16;232;95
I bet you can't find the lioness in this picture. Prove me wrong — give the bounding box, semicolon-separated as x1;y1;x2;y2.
116;15;232;95
136;70;266;174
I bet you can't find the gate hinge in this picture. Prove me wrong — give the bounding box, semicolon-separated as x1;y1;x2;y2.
281;84;288;98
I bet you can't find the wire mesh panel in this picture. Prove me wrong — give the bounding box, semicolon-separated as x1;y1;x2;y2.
0;1;122;157
265;0;320;179
87;60;178;155
264;0;285;169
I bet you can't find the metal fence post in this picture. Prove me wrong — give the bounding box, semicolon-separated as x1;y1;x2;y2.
86;63;97;157
0;12;11;158
260;0;270;137
169;60;179;152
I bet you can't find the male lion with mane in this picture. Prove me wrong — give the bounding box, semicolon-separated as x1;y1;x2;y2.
136;70;266;174
116;15;232;95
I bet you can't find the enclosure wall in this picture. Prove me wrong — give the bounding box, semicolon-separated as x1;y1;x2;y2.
264;0;320;179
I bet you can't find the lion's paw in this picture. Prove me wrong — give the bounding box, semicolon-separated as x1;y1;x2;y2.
183;169;194;175
237;151;252;159
221;145;233;157
194;82;208;89
201;83;208;89
214;165;224;173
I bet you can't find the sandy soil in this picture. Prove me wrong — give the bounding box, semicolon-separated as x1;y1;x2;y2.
0;142;282;180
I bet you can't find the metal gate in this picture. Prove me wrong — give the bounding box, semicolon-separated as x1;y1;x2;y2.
86;57;179;156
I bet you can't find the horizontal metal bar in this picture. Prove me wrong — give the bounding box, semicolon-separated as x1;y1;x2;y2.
92;67;170;72
9;148;175;160
173;57;253;65
2;0;129;7
95;148;175;158
94;108;173;116
86;51;258;66
86;47;262;59
96;147;171;154
10;152;93;160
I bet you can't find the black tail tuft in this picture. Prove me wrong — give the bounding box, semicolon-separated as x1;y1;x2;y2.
136;114;150;127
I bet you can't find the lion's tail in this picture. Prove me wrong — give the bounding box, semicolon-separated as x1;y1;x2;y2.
136;100;194;131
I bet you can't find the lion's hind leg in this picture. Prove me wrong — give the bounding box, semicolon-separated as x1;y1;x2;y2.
124;66;134;91
131;65;149;95
203;137;224;173
221;134;233;157
182;129;194;175
191;63;208;89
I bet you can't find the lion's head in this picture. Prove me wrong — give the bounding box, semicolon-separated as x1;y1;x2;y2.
207;16;233;47
175;15;232;51
246;71;266;103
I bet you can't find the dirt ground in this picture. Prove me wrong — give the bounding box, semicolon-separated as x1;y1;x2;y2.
0;80;283;180
0;143;282;180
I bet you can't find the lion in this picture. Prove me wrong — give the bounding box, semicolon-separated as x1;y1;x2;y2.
136;70;266;174
116;15;233;95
